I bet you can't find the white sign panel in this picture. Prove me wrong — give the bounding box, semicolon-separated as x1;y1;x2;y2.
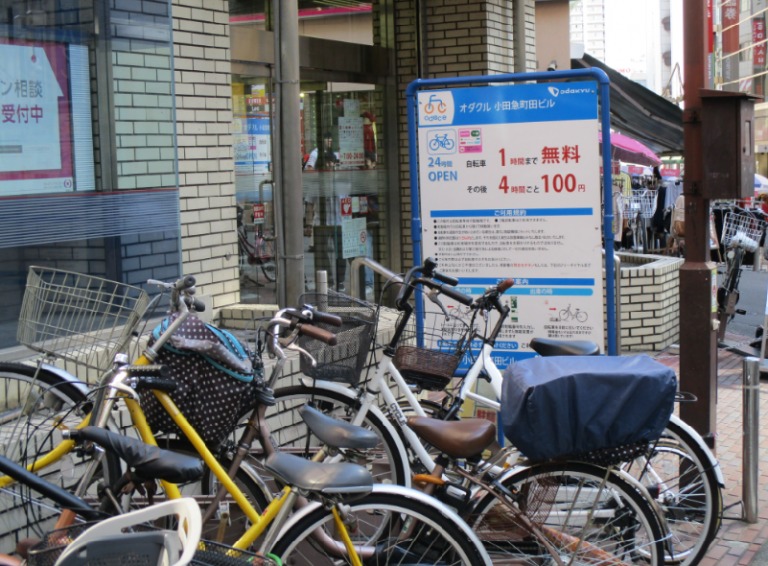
417;82;605;366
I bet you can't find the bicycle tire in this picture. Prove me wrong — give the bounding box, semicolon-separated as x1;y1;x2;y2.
263;385;409;488
0;363;120;549
469;460;665;565
270;486;490;565
621;418;722;565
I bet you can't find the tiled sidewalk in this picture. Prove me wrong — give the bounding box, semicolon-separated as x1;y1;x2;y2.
651;340;768;565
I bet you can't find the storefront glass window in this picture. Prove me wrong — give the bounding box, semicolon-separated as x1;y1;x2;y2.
301;85;384;299
232;71;278;302
0;2;180;350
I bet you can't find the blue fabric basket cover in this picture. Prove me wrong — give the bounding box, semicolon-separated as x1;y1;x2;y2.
501;355;677;462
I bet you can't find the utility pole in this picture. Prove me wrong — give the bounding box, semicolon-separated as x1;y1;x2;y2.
679;0;718;444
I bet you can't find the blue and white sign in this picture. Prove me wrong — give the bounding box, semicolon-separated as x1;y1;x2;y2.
417;81;605;366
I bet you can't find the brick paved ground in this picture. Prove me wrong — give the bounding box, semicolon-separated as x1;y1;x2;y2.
651;337;768;565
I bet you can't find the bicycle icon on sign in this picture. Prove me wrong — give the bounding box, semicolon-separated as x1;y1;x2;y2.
559;304;588;323
428;132;455;152
424;94;447;114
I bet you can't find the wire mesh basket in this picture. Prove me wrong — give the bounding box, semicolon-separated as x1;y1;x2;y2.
620;190;657;219
296;290;377;386
393;305;474;392
27;523;278;566
17;266;150;373
721;211;765;252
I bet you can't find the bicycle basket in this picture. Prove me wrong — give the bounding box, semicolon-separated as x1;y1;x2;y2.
721;211;765;252
139;313;265;446
392;308;472;392
296;291;376;386
620;190;657;219
17;266;150;374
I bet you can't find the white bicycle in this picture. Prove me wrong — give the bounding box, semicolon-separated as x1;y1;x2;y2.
263;257;722;565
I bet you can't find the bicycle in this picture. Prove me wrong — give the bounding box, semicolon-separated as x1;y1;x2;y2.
406;414;667;564
621;189;657;253
716;206;766;342
0;267;490;564
236;205;277;283
558;303;588;323
264;257;723;565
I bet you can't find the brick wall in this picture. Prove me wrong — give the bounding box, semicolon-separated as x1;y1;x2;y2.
111;0;176;191
173;0;240;310
614;253;683;352
393;0;536;266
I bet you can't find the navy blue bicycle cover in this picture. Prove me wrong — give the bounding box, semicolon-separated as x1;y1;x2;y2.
501;355;676;462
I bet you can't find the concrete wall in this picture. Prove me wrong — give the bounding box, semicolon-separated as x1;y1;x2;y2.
534;0;571;72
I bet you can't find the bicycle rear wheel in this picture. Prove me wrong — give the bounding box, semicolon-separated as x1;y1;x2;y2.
469;460;666;565
621;418;722;565
271;486;490;565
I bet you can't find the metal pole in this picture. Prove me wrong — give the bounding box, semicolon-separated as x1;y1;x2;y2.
274;1;304;306
316;270;328;295
743;356;760;523
680;0;718;444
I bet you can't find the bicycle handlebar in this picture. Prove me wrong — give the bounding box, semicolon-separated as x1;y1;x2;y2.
396;258;515;313
147;276;205;313
395;257;473;309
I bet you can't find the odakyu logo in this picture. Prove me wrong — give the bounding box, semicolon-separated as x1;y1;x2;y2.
419;91;455;125
547;85;595;97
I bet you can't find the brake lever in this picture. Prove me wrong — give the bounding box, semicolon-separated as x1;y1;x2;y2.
427;289;451;319
285;342;317;368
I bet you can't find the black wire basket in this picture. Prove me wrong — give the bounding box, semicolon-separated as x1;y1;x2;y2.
392;304;474;392
296;291;377;386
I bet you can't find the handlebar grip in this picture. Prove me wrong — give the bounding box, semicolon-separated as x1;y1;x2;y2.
497;278;515;293
312;310;343;327
433;270;459;287
298;323;338;346
183;296;206;312
439;283;473;306
175;275;196;290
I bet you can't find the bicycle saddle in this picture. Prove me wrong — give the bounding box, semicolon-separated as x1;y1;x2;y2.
264;452;373;497
407;417;496;460
299;403;379;450
529;337;600;357
67;427;204;484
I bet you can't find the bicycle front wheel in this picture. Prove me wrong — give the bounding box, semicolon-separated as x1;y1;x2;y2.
271;487;490;565
470;460;666;565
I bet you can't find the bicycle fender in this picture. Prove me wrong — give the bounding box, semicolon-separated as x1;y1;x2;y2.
297;376;411;487
668;414;724;487
30;362;91;398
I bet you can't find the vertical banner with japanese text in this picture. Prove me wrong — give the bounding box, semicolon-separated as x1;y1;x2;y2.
417;82;605;367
